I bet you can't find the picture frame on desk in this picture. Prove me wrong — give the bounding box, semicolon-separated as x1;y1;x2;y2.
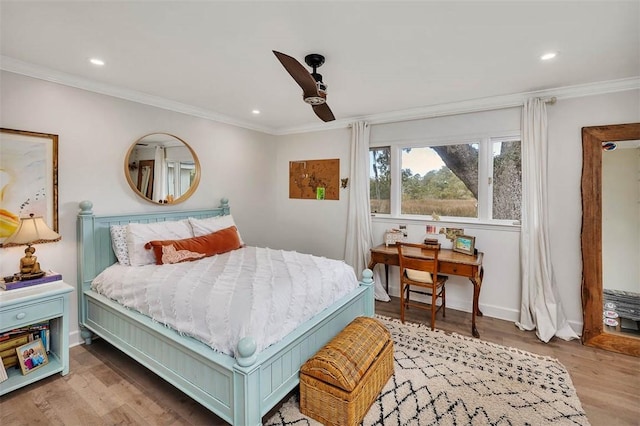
453;235;476;255
16;339;48;375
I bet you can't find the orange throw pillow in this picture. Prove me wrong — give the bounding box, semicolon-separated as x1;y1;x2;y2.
145;226;242;265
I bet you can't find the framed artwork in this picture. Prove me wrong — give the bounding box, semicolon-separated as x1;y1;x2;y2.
16;339;49;375
0;128;58;247
439;227;464;242
453;235;476;255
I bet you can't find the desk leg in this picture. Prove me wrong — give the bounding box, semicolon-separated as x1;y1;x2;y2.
366;260;390;294
469;266;484;338
384;265;389;293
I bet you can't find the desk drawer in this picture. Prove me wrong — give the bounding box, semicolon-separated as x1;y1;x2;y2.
440;262;473;277
0;298;63;330
371;251;399;266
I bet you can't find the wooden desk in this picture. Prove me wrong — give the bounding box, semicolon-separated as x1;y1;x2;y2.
369;244;484;338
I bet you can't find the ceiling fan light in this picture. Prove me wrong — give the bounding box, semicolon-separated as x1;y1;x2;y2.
304;96;326;106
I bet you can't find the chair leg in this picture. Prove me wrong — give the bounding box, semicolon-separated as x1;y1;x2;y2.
442;286;446;318
400;283;405;323
431;286;437;331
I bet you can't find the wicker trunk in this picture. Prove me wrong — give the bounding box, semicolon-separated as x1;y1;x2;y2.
300;317;394;426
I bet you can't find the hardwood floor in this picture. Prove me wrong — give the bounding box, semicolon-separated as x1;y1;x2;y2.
1;300;638;425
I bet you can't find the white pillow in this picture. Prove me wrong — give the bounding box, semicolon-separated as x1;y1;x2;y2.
189;215;244;245
110;225;130;265
405;269;433;283
126;220;193;266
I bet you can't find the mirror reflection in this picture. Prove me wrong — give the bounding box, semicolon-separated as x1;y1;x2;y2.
125;133;200;205
602;139;640;338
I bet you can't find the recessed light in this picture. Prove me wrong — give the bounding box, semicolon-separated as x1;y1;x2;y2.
540;52;557;61
90;58;105;66
252;109;261;115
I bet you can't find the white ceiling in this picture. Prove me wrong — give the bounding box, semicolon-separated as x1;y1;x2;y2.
1;1;638;134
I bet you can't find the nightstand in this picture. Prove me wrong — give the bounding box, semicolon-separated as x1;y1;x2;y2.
0;280;73;395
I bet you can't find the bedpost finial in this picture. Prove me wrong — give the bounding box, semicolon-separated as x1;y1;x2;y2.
362;268;374;285
79;200;93;215
236;337;257;367
220;197;230;214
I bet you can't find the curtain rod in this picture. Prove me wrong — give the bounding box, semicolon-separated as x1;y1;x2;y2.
347;95;558;128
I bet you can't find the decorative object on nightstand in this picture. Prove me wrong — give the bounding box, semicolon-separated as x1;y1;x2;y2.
1;271;63;290
3;213;61;281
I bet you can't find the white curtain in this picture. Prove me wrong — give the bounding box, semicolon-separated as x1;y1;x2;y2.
517;98;578;342
152;146;166;203
345;121;390;301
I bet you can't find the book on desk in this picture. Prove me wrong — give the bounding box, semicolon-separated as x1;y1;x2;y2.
0;272;62;291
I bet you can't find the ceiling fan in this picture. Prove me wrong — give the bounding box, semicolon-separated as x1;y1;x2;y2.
272;50;335;122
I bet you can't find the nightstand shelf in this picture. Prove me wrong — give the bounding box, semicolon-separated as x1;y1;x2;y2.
0;281;73;396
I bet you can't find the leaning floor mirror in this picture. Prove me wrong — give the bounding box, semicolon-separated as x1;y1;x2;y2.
581;122;640;357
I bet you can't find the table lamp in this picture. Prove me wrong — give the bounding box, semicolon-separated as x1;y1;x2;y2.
3;213;61;280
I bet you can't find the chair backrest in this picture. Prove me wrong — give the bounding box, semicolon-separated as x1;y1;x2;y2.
396;242;440;277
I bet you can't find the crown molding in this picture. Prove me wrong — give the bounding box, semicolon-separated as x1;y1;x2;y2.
2;55;638;136
0;55;277;135
275;76;640;135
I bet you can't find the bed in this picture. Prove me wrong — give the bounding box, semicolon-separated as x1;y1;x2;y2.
76;198;374;426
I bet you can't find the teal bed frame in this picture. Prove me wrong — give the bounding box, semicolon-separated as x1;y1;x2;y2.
76;198;374;425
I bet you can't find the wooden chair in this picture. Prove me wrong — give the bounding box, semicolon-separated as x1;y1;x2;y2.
397;242;448;330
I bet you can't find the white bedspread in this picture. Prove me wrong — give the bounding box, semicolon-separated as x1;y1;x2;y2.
91;246;359;356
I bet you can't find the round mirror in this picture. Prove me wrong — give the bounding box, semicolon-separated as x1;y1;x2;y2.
124;133;201;205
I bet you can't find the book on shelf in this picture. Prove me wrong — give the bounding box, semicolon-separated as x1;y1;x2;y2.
0;356;8;383
0;271;62;290
0;321;49;341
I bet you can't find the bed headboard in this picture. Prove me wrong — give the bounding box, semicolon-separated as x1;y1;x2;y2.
77;198;230;324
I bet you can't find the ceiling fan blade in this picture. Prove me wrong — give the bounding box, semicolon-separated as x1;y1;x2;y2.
273;50;318;98
312;103;335;122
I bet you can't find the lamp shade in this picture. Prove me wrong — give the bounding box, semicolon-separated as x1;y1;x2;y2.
3;214;61;245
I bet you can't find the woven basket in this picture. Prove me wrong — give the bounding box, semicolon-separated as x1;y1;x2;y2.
300;317;394;426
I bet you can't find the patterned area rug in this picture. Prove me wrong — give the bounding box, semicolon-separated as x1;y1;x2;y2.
266;315;589;426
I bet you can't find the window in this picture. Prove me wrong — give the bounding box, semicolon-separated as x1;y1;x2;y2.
401;144;478;217
491;138;521;221
369;147;391;214
370;135;521;222
166;161;196;198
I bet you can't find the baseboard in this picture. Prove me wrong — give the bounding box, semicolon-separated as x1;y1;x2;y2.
69;330;83;347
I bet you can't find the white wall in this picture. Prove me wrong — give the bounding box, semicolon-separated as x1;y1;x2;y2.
271;127;352;259
0;71;277;345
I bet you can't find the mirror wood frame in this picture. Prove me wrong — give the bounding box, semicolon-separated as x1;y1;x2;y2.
124;133;201;205
581;122;640;357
